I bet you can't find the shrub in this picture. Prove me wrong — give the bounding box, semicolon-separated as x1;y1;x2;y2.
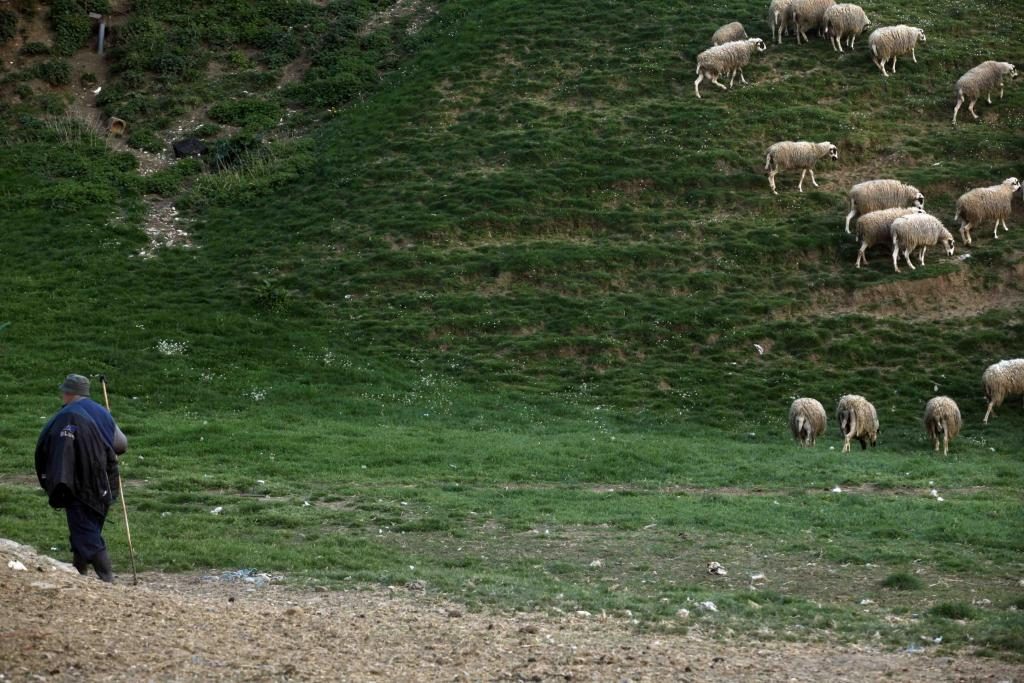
880;572;923;591
80;71;98;86
193;123;222;138
929;602;976;620
49;0;92;56
31;60;72;86
127;128;165;154
19;41;51;56
206;132;263;171
37;93;67;115
208;98;281;129
0;9;18;45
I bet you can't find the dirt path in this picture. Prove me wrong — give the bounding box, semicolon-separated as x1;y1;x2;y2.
1;539;1021;682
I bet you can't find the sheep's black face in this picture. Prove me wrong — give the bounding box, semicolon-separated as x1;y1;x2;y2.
918;30;927;42
828;145;839;160
943;238;955;256
1009;178;1022;192
755;39;767;52
913;193;925;208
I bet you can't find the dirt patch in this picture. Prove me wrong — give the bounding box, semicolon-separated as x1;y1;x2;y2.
360;0;437;37
2;539;1020;682
132;198;195;259
794;267;1024;321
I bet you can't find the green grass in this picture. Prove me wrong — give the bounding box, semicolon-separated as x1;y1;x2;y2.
1;0;1024;661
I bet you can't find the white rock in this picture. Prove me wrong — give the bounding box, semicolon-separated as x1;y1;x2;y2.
831;486;842;493
7;560;27;571
589;559;603;568
676;608;690;619
210;506;223;515
698;601;718;612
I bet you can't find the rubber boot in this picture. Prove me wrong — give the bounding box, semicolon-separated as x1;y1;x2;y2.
72;552;89;576
92;549;114;583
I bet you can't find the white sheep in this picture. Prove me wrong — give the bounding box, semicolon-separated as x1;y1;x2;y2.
822;4;870;52
768;0;794;44
954;177;1021;245
844;179;925;233
890;212;955;273
982;359;1024;423
836;394;878;453
923;396;961;456
695;38;768;98
764;141;838;194
953;61;1018;124
868;25;926;77
713;22;748;46
791;0;836;44
789;398;827;446
853;207;923;268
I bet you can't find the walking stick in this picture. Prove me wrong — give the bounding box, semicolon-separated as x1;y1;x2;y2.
99;375;139;585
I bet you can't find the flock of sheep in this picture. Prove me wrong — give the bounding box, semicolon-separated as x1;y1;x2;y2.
694;5;1024;452
789;356;1024;454
695;4;1021;275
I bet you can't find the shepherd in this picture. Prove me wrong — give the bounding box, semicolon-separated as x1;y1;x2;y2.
35;374;127;582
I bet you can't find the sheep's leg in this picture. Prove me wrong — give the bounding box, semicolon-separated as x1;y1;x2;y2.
918;246;927;266
903;248;916;270
832;36;842;52
943;432;948;456
952;95;963;124
694;73;703;98
873;57;887;77
711;75;728;91
892;244;901;272
960;222;972;246
849;34;856;49
999;82;1004;99
983;401;994;424
768;170;778;195
845;206;857;233
808;168;819;187
858;437;867;451
737;68;748;85
728;70;737;88
994;220;1000;239
798;169;806;192
986;90;993;105
911;48;917;63
856;243;867;268
891;56;897;73
842;436;851;453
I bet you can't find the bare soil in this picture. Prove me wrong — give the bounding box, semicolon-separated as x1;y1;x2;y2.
2;539;1021;682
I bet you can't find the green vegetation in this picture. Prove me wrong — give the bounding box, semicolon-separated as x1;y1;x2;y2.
1;0;1023;660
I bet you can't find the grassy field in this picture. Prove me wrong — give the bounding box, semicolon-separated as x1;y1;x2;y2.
1;0;1023;659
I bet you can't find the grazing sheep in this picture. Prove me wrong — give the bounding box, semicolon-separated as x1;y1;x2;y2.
823;4;870;52
923;396;961;456
954;177;1022;246
953;61;1018;124
789;398;827;446
713;21;748;46
853;206;923;268
764;141;838;194
983;359;1024;424
768;0;794;44
836;394;878;453
890;212;955;273
868;25;926;77
695;38;768;98
791;0;836;44
845;179;925;233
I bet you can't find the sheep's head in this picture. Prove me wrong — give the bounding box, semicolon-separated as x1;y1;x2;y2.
912;191;925;208
750;38;767;52
827;143;839;161
1003;177;1021;192
916;28;927;42
941;229;956;256
1004;63;1018;78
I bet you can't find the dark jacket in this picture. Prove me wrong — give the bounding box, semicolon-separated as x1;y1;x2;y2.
35;410;120;515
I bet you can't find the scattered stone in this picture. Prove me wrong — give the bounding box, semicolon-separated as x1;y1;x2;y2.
588;560;603;568
7;560;27;571
676;608;690;619
698;601;718;613
707;561;727;576
406;580;425;591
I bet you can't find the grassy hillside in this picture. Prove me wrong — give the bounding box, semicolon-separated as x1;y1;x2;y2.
1;0;1023;657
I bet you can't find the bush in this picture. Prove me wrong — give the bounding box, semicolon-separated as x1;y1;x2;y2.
929;602;976;620
80;71;98;86
208;98;282;129
49;0;92;56
193;123;222;138
0;9;18;45
880;572;923;591
20;41;51;56
206;132;263;171
127;128;165;154
31;60;72;86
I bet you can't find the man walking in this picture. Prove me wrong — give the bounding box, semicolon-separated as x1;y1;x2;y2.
35;374;127;582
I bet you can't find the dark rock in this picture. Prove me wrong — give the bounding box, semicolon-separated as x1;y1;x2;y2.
173;137;208;158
